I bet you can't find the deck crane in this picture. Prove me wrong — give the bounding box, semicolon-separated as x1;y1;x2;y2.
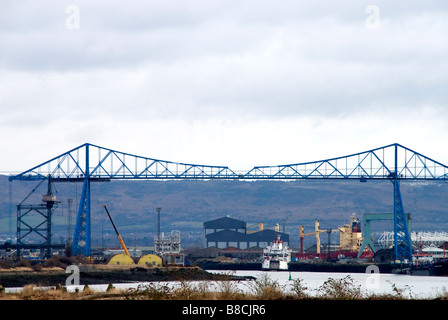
321;227;342;255
300;220;326;254
299;219;343;254
103;205;130;257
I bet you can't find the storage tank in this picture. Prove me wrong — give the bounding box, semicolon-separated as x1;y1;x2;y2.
138;254;162;267
108;253;135;265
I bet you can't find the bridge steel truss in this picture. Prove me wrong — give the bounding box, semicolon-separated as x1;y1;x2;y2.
9;143;448;261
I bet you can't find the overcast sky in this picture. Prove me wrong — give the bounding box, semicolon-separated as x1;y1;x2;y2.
1;1;447;173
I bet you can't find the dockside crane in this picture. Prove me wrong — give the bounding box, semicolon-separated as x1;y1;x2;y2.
103;205;130;257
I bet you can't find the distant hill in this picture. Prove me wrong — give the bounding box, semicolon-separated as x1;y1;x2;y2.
1;175;447;248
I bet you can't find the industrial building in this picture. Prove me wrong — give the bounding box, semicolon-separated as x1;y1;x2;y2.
204;216;289;249
154;230;185;266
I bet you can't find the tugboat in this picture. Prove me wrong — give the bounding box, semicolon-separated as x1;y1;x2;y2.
262;235;292;270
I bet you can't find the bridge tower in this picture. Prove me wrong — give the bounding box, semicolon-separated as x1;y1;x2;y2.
16;176;59;258
9;142;448;262
72;144;91;257
392;173;413;261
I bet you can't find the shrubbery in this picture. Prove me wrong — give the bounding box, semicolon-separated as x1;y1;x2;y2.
0;255;89;270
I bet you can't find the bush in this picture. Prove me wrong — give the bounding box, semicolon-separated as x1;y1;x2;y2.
216;280;247;300
290;278;308;299
42;255;88;269
126;283;172;300
15;259;32;268
43;256;74;268
172;280;210;300
248;273;285;300
317;275;362;300
32;264;43;272
0;259;13;269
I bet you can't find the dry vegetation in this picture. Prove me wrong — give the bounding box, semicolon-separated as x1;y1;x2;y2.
0;256;446;300
1;273;447;300
0;255;89;271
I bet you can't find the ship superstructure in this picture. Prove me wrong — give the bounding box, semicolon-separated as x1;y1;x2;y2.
262;235;292;270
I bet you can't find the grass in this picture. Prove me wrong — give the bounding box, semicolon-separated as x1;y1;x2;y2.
0;274;447;300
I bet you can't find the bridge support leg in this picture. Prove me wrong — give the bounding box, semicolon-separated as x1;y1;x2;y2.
357;218;375;258
72;178;91;257
393;177;413;262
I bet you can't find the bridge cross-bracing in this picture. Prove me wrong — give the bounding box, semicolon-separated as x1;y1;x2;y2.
9;143;448;261
9;143;239;181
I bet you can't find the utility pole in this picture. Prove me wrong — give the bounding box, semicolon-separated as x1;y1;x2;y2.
156;207;162;241
155;207;162;255
67;198;73;242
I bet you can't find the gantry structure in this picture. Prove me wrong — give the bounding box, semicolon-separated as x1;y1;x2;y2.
9;143;448;262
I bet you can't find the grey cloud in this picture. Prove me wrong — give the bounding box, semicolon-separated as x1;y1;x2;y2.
0;0;447;121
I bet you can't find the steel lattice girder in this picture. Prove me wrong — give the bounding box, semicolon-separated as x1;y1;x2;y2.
8;143;448;258
244;143;448;180
8;143;239;181
8;143;448;181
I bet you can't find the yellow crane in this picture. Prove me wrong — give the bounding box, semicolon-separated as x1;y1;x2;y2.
300;220;325;254
103;204;130;257
300;214;363;255
299;219;342;254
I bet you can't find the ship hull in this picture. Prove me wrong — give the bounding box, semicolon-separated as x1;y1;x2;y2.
392;260;448;276
262;259;289;270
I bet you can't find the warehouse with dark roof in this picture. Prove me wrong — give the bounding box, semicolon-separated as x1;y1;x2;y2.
204;216;289;249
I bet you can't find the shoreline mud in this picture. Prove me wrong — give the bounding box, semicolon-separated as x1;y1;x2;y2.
0;265;254;288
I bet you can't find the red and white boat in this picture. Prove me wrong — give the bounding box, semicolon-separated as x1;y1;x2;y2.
262;235;292;270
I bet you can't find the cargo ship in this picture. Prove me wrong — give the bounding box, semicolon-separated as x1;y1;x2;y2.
393;245;448;276
261;235;292;270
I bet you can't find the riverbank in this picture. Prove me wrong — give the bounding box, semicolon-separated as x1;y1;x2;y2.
2;268;448;301
0;264;253;288
197;260;397;273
